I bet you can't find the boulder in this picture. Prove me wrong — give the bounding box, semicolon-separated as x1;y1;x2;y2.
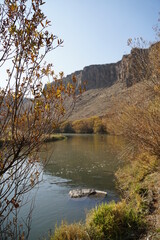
69;188;107;198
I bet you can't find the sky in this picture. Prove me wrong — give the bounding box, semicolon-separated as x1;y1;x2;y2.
42;0;160;77
0;0;160;87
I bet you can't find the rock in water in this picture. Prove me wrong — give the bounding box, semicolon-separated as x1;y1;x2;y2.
69;189;96;198
69;189;107;198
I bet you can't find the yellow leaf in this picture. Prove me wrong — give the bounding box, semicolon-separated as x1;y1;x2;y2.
10;4;16;11
56;89;61;98
31;53;35;62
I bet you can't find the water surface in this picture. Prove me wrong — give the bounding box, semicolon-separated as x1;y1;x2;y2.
21;134;124;239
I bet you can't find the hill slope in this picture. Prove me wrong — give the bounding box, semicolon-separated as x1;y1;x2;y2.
46;43;155;127
64;46;150;122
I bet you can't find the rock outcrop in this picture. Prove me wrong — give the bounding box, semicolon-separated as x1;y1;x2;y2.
118;48;150;87
69;189;107;198
63;62;121;90
60;46;151;91
46;43;158;124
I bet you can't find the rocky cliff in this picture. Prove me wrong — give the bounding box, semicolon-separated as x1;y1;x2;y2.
47;44;155;123
63;62;121;90
61;46;150;91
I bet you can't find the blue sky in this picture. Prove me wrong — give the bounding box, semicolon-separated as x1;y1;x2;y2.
43;0;160;77
0;0;159;88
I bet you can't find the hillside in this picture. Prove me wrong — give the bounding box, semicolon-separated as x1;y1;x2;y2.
60;46;150;123
44;43;157;133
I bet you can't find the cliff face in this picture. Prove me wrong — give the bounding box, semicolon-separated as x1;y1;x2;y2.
118;48;149;87
63;62;121;90
46;44;155;122
61;47;150;91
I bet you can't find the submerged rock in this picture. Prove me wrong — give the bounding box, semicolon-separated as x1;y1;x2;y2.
69;189;107;198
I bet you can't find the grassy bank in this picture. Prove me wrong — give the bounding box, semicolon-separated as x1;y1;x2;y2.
48;151;159;240
44;134;67;142
0;134;66;147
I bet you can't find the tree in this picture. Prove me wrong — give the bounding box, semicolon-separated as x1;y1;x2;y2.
119;31;160;158
0;0;77;238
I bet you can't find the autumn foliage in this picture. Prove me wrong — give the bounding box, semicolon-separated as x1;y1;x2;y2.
60;116;105;134
0;0;77;238
118;41;160;158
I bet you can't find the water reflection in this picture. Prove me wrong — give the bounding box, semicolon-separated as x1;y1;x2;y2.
43;134;124;191
22;134;125;240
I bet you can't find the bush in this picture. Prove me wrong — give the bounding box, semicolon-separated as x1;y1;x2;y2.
93;117;105;133
50;222;90;240
59;116;106;134
71;116;106;134
60;121;75;133
116;152;158;215
116;153;157;192
86;201;144;240
72;118;94;133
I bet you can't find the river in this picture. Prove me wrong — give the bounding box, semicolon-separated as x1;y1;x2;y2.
20;134;124;239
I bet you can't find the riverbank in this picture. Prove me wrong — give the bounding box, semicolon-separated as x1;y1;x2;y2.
44;134;67;142
49;151;159;240
0;134;66;147
116;153;160;240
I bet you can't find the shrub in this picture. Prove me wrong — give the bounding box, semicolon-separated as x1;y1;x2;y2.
86;201;144;240
93;117;105;133
50;222;90;240
60;121;74;133
116;153;157;195
116;152;158;215
72;118;94;133
71;116;106;134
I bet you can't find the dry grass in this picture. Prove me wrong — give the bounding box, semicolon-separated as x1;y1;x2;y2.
50;222;90;240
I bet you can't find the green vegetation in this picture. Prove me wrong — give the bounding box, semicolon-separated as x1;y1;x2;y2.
86;201;144;240
50;201;144;240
